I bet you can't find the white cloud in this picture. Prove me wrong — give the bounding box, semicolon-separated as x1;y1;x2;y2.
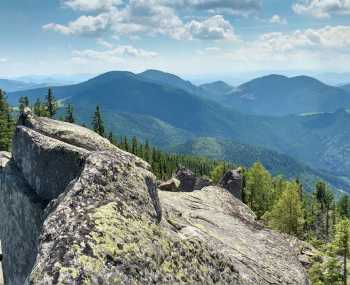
0;58;8;63
43;13;111;36
72;45;158;64
186;15;236;40
63;0;123;11
293;0;350;18
269;14;287;24
45;1;237;40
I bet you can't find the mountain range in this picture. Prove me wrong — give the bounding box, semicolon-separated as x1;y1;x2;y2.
7;70;350;194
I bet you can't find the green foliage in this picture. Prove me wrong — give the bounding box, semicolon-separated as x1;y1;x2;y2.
263;181;304;236
92;105;105;137
46;88;59;118
210;164;227;184
244;162;274;219
64;104;75;123
333;219;350;284
0;89;14;151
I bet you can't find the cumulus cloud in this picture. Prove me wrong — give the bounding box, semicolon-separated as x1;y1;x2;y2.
44;0;238;40
269;14;287;24
43;13;111;36
186;15;236;40
72;45;157;64
293;0;350;18
0;58;8;63
63;0;123;11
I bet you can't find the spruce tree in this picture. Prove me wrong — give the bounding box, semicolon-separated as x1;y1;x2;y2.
0;89;14;151
92;105;105;136
333;219;350;285
131;136;138;155
64;104;75;123
46;88;58;118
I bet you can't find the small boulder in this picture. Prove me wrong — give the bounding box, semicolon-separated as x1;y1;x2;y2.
219;169;243;200
158;178;180;192
175;167;197;192
194;176;213;190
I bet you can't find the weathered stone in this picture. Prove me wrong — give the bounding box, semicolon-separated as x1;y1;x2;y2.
18;107;150;170
193;175;213;190
12;126;89;201
175;167;197;192
0;110;310;284
158;178;180;192
160;186;309;285
0;152;44;285
219;169;243;200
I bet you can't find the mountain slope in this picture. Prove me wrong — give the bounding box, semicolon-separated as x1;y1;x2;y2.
172;137;348;195
215;75;350;116
199;81;234;97
8;71;350;183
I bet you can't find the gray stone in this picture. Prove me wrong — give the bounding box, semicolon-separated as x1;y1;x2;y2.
12;126;89;201
219;169;243;200
0;152;44;285
158;178;180;192
160;186;309;285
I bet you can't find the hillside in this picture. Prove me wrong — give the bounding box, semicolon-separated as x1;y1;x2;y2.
216;75;350;116
199;81;234;97
8;71;350;191
172;137;348;195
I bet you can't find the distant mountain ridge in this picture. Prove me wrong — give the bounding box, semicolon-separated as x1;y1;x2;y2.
0;79;46;92
221;74;350;116
8;70;350;194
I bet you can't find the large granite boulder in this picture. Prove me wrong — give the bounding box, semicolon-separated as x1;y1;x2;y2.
0;110;310;284
160;187;309;284
219;169;243;200
0;152;44;285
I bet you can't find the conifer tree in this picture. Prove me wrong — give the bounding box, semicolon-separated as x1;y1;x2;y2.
131;136;138;155
210;164;226;184
64;104;75;123
33;98;49;117
264;181;304;236
338;195;350;219
92;105;105;136
333;219;350;285
46;88;58;118
0;89;14;151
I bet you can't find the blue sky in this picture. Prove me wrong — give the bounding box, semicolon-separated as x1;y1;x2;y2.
1;0;350;80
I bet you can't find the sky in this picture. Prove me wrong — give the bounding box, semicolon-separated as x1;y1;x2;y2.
1;0;350;81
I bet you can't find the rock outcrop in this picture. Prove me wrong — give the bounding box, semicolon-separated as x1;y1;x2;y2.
219;169;243;200
158;178;181;192
0;109;310;284
175;167;212;192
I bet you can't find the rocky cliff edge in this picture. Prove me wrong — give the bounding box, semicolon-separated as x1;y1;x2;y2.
0;109;309;284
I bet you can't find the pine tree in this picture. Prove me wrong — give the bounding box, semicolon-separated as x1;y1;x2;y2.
33;98;49;117
19;96;29;112
324;255;342;285
64;104;75;123
0;89;14;151
131;136;138;155
210;164;226;184
108;132;115;144
91;105;105;136
46;88;58;118
338;195;350;219
333;219;350;285
263;181;304;236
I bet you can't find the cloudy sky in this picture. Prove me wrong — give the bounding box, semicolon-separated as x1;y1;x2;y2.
1;0;350;79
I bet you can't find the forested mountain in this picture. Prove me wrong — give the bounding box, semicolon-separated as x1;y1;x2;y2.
8;71;350;192
172;137;349;195
217;75;350;116
199;81;234;97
